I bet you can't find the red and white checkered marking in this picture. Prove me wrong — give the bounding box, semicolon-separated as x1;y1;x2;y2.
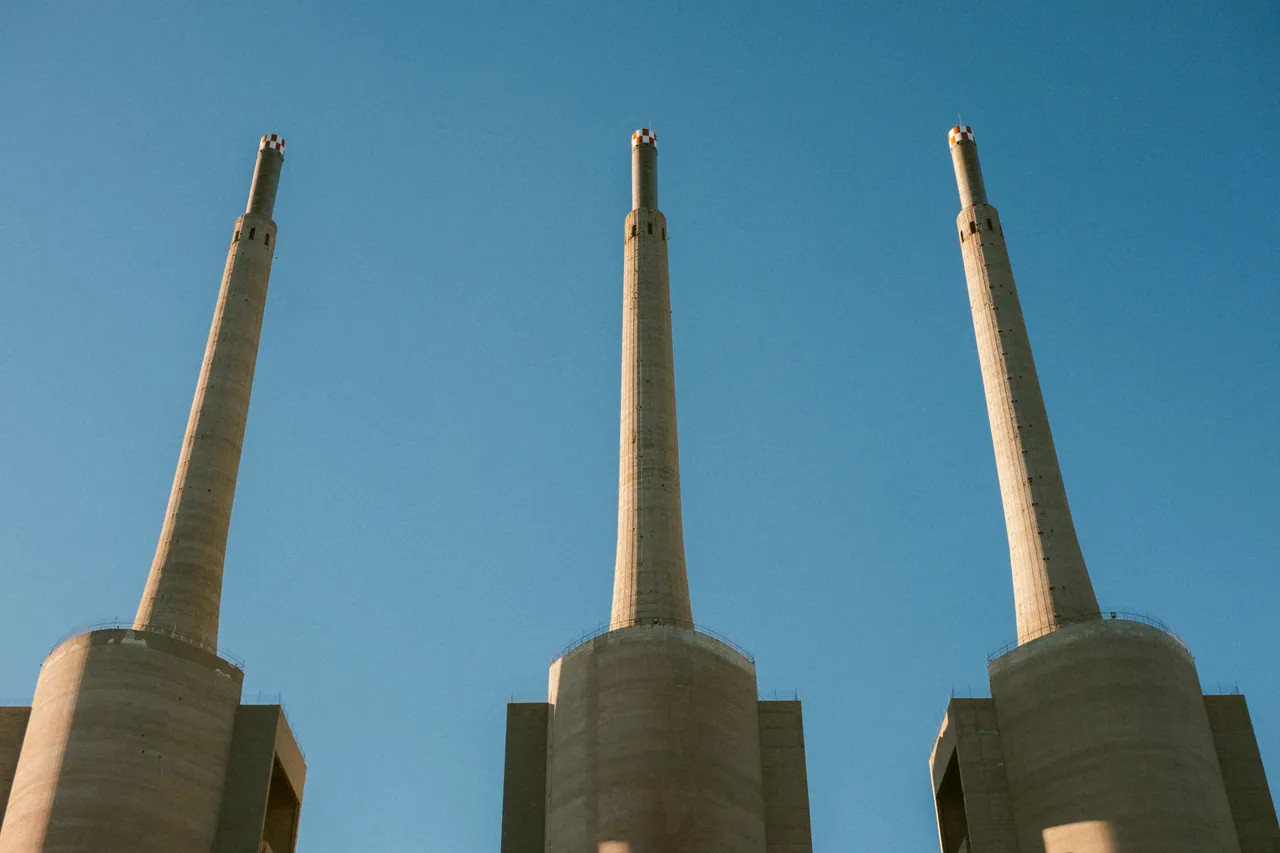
948;125;975;147
631;128;657;149
260;134;287;155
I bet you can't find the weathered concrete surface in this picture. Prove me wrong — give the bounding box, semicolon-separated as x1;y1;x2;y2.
929;698;1018;853
989;619;1240;853
0;629;243;852
545;626;766;853
135;144;284;649
1205;695;1280;853
758;701;812;853
499;702;549;853
214;704;306;853
951;129;1099;643
0;709;31;831
611;132;692;630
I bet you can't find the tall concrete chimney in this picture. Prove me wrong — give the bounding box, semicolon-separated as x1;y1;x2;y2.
135;134;286;649
610;128;694;630
0;135;307;853
499;130;814;853
927;125;1260;853
949;125;1099;644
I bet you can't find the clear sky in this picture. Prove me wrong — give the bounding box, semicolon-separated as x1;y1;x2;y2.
2;1;1277;849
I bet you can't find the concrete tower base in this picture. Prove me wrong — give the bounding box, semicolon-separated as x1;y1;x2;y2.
501;625;812;853
0;629;241;851
930;619;1279;853
0;629;306;853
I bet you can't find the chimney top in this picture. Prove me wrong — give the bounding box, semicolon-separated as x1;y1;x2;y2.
631;128;658;149
260;134;287;156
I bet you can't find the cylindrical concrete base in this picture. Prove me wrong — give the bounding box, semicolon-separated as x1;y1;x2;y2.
0;629;242;852
545;625;766;853
989;619;1240;853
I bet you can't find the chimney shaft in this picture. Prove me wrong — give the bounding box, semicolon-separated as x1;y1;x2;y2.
246;134;285;218
134;134;287;648
611;129;693;629
949;126;1099;644
631;128;658;210
949;125;987;208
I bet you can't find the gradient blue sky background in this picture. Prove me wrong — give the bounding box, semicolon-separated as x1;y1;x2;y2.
2;1;1277;849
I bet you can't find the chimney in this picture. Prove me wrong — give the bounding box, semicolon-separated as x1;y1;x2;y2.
135;134;287;648
610;129;693;629
949;125;1099;643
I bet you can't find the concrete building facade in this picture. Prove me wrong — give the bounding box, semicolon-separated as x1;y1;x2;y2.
500;130;813;853
930;125;1279;853
0;135;305;853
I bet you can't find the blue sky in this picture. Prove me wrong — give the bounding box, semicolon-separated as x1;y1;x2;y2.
2;1;1277;848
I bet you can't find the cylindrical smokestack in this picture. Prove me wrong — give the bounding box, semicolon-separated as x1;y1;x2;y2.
612;127;692;629
246;134;286;218
948;125;1099;643
631;128;658;210
948;125;987;208
135;134;286;649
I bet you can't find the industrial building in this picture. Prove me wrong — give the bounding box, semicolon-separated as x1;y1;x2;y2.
930;125;1280;853
0;136;305;852
499;130;814;853
0;120;1273;853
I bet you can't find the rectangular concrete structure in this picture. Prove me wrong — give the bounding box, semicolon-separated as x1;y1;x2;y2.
500;703;550;853
758;701;814;853
930;699;1018;853
1205;696;1280;853
0;709;30;831
215;704;307;853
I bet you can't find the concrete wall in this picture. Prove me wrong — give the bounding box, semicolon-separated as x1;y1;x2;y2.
500;702;549;853
758;701;812;853
989;619;1240;852
929;698;1018;853
214;704;307;853
0;629;242;852
0;709;31;830
545;625;766;852
1205;695;1280;853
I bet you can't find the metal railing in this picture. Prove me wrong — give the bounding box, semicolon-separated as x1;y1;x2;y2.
554;619;755;663
987;609;1190;661
49;620;245;669
243;690;308;761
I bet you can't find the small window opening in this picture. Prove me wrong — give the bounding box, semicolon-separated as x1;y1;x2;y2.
986;218;993;231
233;230;240;242
969;221;976;234
662;228;666;240
264;232;271;247
959;231;964;242
647;222;653;235
249;227;257;240
631;225;637;237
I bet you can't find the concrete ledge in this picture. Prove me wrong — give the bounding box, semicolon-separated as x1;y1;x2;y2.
45;628;244;679
556;624;755;676
989;617;1192;677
